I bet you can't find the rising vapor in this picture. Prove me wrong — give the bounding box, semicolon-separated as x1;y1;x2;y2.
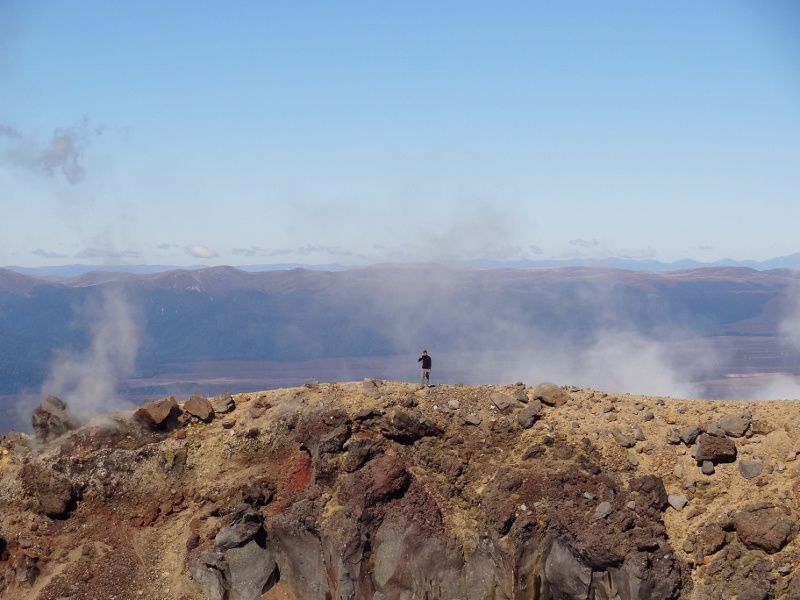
0;119;96;185
40;288;140;421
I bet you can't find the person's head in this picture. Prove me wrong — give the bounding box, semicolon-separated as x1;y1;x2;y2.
422;350;427;355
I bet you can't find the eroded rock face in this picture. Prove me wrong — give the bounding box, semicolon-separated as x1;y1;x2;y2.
19;463;77;518
4;382;706;600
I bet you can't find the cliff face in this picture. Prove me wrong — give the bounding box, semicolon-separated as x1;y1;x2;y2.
0;381;799;599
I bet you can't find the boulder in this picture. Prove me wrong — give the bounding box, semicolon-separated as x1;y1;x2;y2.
629;475;669;511
344;437;382;472
668;495;688;511
514;389;529;404
490;392;516;413
134;396;180;430
380;410;441;444
31;396;76;442
749;420;773;436
679;426;701;445
734;505;794;553
595;501;613;519
19;463;77;518
189;550;227;600
694;433;736;463
533;382;571;407
362;378;383;398
703;422;726;437
214;505;264;551
611;428;636;448
718;414;750;438
184;395;214;422
739;460;763;480
696;524;726;556
463;414;482;426
316;423;351;455
516;400;542;429
225;540;278;600
210;393;235;414
544;539;591;599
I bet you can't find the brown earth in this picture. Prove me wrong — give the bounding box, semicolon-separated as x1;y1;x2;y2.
1;381;800;599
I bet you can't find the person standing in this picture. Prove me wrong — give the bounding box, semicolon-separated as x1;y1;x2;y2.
418;350;432;386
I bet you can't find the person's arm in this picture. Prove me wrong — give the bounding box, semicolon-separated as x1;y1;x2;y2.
418;356;423;363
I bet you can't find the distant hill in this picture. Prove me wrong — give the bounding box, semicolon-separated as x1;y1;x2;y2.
1;265;800;404
6;252;800;278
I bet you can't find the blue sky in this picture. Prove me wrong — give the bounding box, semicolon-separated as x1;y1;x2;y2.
1;1;799;266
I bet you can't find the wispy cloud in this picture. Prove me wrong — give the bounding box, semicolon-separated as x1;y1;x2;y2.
157;243;181;251
0;119;99;185
186;244;218;259
74;247;140;260
569;238;601;248
617;247;657;260
0;123;20;139
32;248;67;259
232;244;352;258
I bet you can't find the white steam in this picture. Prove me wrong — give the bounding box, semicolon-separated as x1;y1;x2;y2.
41;288;139;420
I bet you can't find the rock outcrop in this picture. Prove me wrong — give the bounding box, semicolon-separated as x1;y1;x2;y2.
2;381;800;599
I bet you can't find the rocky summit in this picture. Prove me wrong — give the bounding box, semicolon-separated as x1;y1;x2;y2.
2;381;800;599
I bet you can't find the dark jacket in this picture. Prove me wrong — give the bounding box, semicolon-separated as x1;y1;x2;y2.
418;355;432;369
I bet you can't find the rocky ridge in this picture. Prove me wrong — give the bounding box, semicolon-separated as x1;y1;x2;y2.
1;381;800;599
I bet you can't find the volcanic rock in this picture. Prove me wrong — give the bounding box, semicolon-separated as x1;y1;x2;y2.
612;428;636;448
733;505;794;553
184;395;214;422
694;433;737;463
629;475;669;511
679;425;700;445
19;463;77;518
594;501;613;519
739;460;763;480
718;414;750;438
463;414;482;426
533;382;571;407
214;505;263;550
379;409;441;443
210;393;235;414
134;396;180;430
514;388;529;404
225;540;278;600
490;391;516;413
668;495;688;511
31;396;76;442
517;400;542;429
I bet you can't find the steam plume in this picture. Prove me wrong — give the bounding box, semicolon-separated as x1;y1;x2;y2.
41;288;139;421
0;120;95;185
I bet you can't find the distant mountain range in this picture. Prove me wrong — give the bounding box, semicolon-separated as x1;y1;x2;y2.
6;252;800;278
2;263;800;407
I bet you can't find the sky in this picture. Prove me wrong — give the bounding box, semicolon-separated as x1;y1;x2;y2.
1;1;799;267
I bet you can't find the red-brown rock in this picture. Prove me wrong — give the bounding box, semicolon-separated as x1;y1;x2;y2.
733;505;794;553
184;395;214;422
134;396;180;429
695;433;736;463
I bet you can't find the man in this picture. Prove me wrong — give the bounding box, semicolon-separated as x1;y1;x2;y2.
418;350;432;386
